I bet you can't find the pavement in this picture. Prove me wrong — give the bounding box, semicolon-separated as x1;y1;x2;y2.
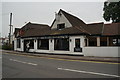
2;50;120;63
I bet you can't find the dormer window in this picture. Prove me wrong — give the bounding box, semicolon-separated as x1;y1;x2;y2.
57;23;65;30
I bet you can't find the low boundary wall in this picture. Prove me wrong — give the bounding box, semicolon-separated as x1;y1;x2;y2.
83;47;120;57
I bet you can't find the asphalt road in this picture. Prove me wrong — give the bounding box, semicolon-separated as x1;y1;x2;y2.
2;52;120;78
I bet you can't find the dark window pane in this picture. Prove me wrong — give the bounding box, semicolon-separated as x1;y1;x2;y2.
54;38;69;51
100;37;107;46
24;40;34;52
38;39;49;50
29;40;34;49
88;37;97;46
57;23;65;30
17;39;21;48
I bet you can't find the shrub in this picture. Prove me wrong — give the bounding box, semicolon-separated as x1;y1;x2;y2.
0;45;2;49
2;44;13;50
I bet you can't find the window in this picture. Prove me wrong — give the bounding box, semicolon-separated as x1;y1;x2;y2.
100;37;107;46
88;37;97;46
57;23;65;30
112;38;120;46
54;38;69;51
17;39;21;48
38;39;49;50
29;40;34;49
118;39;120;46
108;37;120;46
24;40;34;52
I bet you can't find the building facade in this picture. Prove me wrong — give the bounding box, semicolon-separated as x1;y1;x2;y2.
13;9;120;57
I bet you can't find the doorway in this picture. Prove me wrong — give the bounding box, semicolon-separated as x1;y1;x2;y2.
74;38;82;52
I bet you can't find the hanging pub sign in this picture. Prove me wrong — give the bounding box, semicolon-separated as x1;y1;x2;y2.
113;39;117;45
112;38;120;46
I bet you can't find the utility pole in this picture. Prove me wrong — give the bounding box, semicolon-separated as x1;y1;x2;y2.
9;13;12;45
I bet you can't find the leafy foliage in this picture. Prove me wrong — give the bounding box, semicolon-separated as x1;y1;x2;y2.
103;1;120;23
2;44;13;50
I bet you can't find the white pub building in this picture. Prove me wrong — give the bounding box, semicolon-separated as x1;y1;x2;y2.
13;9;120;57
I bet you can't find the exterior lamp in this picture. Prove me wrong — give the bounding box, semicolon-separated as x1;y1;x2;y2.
70;39;72;42
35;40;36;42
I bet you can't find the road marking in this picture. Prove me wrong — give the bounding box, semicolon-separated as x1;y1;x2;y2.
48;58;119;65
58;68;120;78
27;62;37;66
64;59;120;64
4;52;120;65
9;59;37;66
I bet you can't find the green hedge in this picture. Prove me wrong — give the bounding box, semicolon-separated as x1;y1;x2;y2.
0;45;2;49
2;44;13;50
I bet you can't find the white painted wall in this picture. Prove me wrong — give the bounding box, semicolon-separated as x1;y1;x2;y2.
51;12;72;29
69;37;75;52
14;37;120;57
16;48;21;51
29;49;35;52
34;39;37;52
15;36;85;55
15;38;21;51
15;38;24;52
83;47;120;57
69;36;85;52
28;36;85;55
49;39;54;52
29;39;38;52
21;39;24;51
34;37;84;55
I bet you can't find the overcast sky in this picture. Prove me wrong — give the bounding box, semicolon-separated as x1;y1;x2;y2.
1;1;110;37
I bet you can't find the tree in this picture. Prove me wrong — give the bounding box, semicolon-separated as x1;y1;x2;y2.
103;1;120;23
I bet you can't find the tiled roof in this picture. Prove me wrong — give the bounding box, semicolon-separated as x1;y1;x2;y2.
15;9;120;38
84;22;104;35
51;9;88;34
14;28;21;37
20;23;88;38
48;27;88;36
60;9;92;35
60;9;86;28
20;22;50;37
103;23;120;36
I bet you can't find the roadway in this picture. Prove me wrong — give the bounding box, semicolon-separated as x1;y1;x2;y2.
2;52;120;79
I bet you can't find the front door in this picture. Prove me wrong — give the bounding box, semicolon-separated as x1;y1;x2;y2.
74;38;82;52
24;40;27;52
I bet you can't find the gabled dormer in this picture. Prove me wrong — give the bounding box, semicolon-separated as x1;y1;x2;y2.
51;9;72;30
51;9;87;33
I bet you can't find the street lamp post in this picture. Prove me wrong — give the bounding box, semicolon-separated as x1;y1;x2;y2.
9;13;12;45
